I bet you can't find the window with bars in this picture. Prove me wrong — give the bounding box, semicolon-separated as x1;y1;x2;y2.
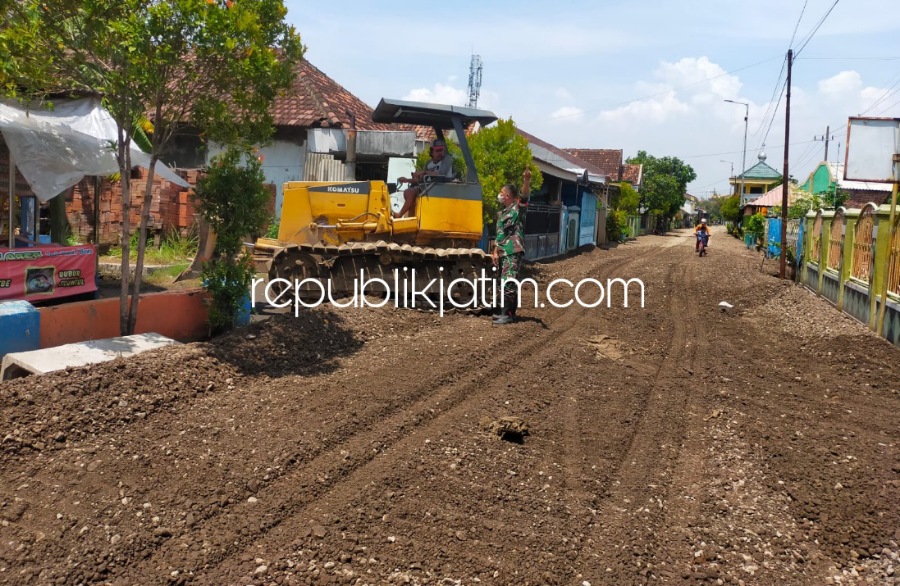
887;218;900;298
810;213;823;263
827;210;844;271
850;206;876;283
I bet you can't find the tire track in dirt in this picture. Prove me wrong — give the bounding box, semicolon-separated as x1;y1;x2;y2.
4;313;546;584
1;317;528;584
572;241;701;584
195;245;669;583
2;242;663;585
108;248;660;584
546;249;672;500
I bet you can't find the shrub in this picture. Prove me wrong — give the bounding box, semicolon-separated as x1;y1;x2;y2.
193;147;269;334
744;212;766;247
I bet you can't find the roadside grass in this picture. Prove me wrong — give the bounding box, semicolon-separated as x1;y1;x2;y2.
144;261;191;286
102;228;199;266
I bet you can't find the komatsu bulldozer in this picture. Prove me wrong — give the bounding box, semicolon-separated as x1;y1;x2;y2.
253;98;499;308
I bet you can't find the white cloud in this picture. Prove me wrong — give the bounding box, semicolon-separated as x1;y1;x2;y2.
819;71;863;97
403;84;468;107
597;91;689;124
550;106;584;122
656;56;742;101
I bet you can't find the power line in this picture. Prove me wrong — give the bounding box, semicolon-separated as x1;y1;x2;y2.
788;0;808;50
859;71;900;116
757;76;788;153
794;0;840;57
873;97;900;116
522;55;781;124
752;54;787;138
681;137;821;160
797;56;900;61
812;70;900;142
794;138;823;171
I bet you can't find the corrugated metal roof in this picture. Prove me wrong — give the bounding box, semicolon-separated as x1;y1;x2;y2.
740;158;782;180
826;162;891;192
746;184;802;207
517;129;609;184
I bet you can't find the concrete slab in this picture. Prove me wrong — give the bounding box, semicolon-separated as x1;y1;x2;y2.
1;333;181;380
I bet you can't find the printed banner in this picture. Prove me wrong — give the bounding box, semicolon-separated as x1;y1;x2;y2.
0;245;97;302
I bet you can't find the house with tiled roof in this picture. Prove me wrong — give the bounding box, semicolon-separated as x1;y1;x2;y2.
731;152;782;207
563;148;643;190
621;163;643;187
516;129;610;255
165;59;423;216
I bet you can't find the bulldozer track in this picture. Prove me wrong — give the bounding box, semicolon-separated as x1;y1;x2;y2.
264;240;498;312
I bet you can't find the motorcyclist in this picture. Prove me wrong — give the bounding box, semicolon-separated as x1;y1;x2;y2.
694;217;711;252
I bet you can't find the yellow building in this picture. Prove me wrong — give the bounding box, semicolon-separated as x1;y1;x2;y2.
730;152;782;207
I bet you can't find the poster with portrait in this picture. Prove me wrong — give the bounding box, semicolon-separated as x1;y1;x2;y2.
0;244;97;301
25;267;55;295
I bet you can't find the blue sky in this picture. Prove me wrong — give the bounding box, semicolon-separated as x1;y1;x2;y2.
283;0;899;198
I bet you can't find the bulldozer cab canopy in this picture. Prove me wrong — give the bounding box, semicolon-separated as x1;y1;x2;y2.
372;98;498;129
373;99;497;185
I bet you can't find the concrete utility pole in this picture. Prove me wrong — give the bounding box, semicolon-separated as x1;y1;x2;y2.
725;100;749;206
780;49;793;280
815;125;833;162
720;159;734;182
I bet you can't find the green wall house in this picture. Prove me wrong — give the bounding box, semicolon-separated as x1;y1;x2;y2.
799;161;892;208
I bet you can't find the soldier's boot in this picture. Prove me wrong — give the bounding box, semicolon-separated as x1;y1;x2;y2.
493;310;514;325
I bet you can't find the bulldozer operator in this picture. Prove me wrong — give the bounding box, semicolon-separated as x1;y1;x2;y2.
393;138;455;218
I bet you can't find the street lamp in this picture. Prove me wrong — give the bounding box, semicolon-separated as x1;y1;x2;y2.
724;99;748;206
720;159;734;188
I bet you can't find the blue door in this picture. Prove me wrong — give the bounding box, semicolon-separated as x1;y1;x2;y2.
579;190;597;246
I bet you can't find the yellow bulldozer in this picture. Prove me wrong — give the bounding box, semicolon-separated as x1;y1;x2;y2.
253;98;499;309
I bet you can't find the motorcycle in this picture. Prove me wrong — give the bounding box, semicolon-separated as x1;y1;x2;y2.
696;232;710;257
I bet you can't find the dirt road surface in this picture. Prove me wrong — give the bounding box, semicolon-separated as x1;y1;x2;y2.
1;227;897;585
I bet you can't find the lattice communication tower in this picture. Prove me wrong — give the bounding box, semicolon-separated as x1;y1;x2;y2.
467;55;482;109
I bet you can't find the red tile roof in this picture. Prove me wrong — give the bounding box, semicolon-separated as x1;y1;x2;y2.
564;149;623;180
518;130;608;178
621;163;642;185
271;59;411;133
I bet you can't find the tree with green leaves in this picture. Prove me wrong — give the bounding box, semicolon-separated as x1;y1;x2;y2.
193;146;269;334
0;0;303;335
626;150;696;231
703;193;727;223
606;182;640;241
720;194;742;224
465;119;542;226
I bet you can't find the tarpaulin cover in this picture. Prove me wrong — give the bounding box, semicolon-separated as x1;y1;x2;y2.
0;97;189;202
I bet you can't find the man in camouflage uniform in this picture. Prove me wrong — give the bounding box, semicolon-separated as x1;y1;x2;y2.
491;170;531;325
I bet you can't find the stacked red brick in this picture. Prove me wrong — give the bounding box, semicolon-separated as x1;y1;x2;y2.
66;168;201;245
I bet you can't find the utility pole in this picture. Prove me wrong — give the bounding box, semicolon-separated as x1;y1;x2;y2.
814;125;833;161
724;100;749;205
780;49;793;280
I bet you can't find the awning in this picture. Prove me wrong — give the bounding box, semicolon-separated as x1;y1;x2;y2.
746;184;802;207
0;97;189;202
